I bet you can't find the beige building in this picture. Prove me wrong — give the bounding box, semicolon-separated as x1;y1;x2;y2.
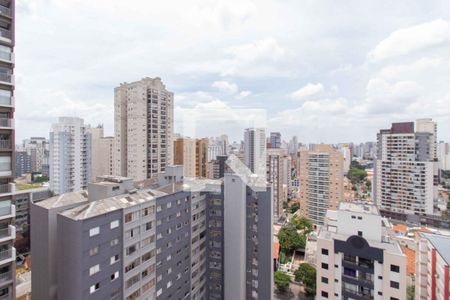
317;202;407;300
174;137;209;178
298;144;343;225
89;126;114;181
174;138;197;177
114;77;173;181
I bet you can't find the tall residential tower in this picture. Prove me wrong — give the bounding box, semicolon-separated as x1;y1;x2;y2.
49;117;92;195
0;1;16;298
114;77;174;181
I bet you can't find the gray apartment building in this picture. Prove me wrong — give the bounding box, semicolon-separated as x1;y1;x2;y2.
31;166;273;300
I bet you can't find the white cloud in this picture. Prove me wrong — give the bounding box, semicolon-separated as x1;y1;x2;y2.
238;90;252;98
378;57;442;80
288;83;324;100
212;81;239;94
368;19;450;61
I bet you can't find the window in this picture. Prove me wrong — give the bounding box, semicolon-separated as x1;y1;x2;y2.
90;283;100;294
357;216;362;220
145;221;152;231
89;227;100;237
110;238;119;247
321;248;329;255
321;291;328;298
321;263;328;270
390;298;399;300
157;289;162;297
111;271;119;281
110;254;119;265
321;277;328;284
110;220;119;229
357;231;363;237
390;281;399;289
167;202;172;208
167;280;172;288
89;264;100;276
390;264;400;273
89;246;99;256
126;244;138;256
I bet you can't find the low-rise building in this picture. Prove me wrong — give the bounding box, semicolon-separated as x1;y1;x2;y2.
416;232;450;300
317;202;407;300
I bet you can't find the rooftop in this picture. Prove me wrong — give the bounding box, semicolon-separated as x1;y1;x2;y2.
338;201;379;215
35;191;88;209
419;232;450;265
60;188;167;220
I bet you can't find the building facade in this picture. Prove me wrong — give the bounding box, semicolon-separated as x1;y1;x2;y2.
269;132;281;149
374;120;438;219
89;126;114;181
267;148;290;221
114;77;174;181
15;151;30;178
317;202;407;300
31;167;273;300
49;117;92;195
0;2;16;298
173;138;196;177
415;232;450;300
299;144;344;225
21;137;49;174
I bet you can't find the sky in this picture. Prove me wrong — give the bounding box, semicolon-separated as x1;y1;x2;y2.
14;0;450;143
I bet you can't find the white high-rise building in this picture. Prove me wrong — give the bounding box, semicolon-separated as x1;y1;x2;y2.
244;128;266;177
374;120;438;219
438;141;450;171
114;77;174;181
49;117;91;195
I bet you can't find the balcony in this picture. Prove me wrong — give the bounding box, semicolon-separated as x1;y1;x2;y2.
0;271;11;286
0;248;15;266
0;118;13;129
0;74;12;85
0;185;9;194
0;225;14;243
0;293;10;300
0;96;12;107
0;6;11;18
0;140;10;150
342;287;373;300
0;205;14;220
0;51;11;64
0;28;10;41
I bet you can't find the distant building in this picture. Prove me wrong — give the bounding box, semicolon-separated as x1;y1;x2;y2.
374;120;438;220
416;232;450;300
267;148;291;221
299;144;344;225
269;132;281;149
88;126;114;181
317;202;407;300
244;128;266;177
21;137;49;173
15;151;31;178
114;77;174;181
209;155;228;179
173;137;209;178
49;117;92;195
438;141;450;171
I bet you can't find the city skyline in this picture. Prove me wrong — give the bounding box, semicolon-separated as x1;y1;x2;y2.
14;0;450;143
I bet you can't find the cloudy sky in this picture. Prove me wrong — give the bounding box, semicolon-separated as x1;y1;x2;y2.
15;0;450;143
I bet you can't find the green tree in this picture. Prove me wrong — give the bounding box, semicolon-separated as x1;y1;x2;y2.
407;285;415;300
274;271;291;292
347;168;367;184
34;176;49;183
291;217;314;233
278;225;306;253
282;201;289;210
294;263;316;296
289;203;300;214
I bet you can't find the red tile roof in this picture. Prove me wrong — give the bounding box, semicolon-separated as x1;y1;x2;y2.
401;246;415;275
274;242;280;260
393;224;408;233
